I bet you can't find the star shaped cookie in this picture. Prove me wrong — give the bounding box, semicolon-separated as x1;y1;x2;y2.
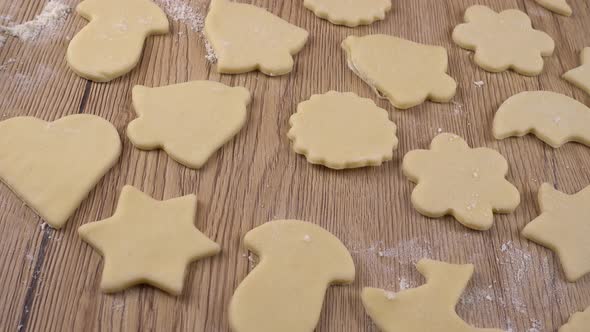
78;186;220;295
535;0;572;16
522;183;590;282
563;48;590;96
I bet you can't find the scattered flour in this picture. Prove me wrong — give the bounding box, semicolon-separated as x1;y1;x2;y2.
303;234;311;242
384;290;396;300
247;253;259;269
0;1;71;42
473;80;485;87
205;39;217;63
156;0;204;32
0;35;5;48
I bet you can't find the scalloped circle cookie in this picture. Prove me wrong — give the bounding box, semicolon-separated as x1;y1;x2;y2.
287;91;398;170
303;0;391;27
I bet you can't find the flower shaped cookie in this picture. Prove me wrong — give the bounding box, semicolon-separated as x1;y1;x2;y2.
402;133;520;230
452;5;554;76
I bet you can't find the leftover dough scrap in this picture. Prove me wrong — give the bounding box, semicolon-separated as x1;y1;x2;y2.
67;0;169;82
522;183;590;282
229;220;355;332
452;5;554;76
560;307;590;332
127;81;251;169
362;259;503;332
493;91;590;148
0;114;121;228
563;47;590;96
287;91;398;170
535;0;572;16
78;185;220;295
402;133;520;231
204;0;308;76
303;0;391;27
342;34;457;109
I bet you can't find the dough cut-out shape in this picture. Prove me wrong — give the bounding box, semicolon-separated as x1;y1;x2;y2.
362;259;503;332
303;0;391;27
342;35;457;109
402;133;520;231
204;0;308;76
229;220;355;332
127;81;251;169
535;0;572;16
560;306;590;332
522;183;590;282
0;114;121;229
67;0;169;82
563;48;590;96
78;185;220;295
452;5;554;76
287;91;398;170
493;91;590;148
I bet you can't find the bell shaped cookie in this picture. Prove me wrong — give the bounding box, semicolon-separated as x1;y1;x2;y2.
535;0;572;16
67;0;169;82
127;81;251;169
204;0;308;76
563;48;590;96
303;0;391;27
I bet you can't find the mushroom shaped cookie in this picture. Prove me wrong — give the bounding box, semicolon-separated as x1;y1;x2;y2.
204;0;308;76
452;5;554;76
563;48;590;96
342;35;457;109
560;307;590;332
67;0;169;82
127;81;251;169
303;0;391;27
362;259;503;332
229;220;355;332
535;0;572;16
402;133;520;231
287;91;398;169
0;114;121;228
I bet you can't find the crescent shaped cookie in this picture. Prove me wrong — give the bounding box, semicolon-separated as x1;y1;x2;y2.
303;0;391;27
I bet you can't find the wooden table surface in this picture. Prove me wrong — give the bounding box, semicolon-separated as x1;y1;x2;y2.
1;0;589;331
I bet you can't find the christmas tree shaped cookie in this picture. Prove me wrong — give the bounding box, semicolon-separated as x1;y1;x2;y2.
563;48;590;96
303;0;391;27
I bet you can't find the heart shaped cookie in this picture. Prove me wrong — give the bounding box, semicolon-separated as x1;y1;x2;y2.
0;114;121;228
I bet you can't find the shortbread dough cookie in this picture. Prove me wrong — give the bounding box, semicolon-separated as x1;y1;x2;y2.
303;0;391;27
452;5;554;76
287;91;398;170
363;259;503;332
493;91;590;148
535;0;572;16
127;81;251;169
402;133;520;231
67;0;169;82
563;48;590;96
560;307;590;332
78;185;220;295
0;115;121;228
229;220;355;332
522;183;590;282
342;35;457;109
204;0;308;76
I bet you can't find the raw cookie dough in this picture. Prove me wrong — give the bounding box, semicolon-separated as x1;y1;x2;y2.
127;81;251;169
493;91;590;148
303;0;391;27
563;48;590;96
0;114;121;228
560;307;590;332
342;35;457;109
535;0;572;16
452;5;554;76
362;259;503;332
229;220;355;332
78;185;220;295
522;183;590;282
402;133;520;231
287;91;398;170
204;0;308;76
67;0;169;82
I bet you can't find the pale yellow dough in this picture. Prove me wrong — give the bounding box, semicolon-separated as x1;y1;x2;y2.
402;133;520;231
535;0;572;16
303;0;391;27
560;307;590;332
563;48;590;96
67;0;169;82
287;91;398;170
127;81;251;169
522;183;590;282
0;115;121;229
452;5;554;76
78;186;220;295
362;259;503;332
204;0;308;76
493;91;590;148
229;220;355;332
342;35;457;109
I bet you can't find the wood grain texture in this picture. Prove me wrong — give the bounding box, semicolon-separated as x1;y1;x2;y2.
1;0;589;331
